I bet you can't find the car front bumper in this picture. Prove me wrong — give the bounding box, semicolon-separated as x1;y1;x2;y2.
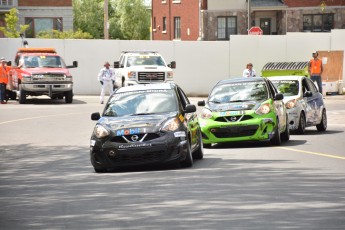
199;114;277;144
90;133;188;170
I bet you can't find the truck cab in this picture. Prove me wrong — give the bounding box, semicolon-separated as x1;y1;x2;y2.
113;51;176;87
8;48;77;104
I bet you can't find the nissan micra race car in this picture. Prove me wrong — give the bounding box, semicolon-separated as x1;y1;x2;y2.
269;76;327;134
90;83;203;172
198;77;290;147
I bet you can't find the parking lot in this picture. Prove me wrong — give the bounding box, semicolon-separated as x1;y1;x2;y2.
1;95;345;229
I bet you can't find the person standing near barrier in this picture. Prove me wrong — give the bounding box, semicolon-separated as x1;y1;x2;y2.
98;61;115;104
0;57;9;104
243;63;257;77
308;51;323;94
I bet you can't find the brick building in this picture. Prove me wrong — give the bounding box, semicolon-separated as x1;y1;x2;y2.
0;0;73;38
151;0;345;41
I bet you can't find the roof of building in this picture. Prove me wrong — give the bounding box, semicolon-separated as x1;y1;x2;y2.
251;0;287;8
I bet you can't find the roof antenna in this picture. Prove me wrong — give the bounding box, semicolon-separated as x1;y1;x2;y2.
20;33;29;48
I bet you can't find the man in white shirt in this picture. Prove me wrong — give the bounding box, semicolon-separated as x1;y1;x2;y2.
98;61;115;104
243;63;257;77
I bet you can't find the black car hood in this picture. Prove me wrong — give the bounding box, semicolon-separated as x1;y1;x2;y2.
207;101;261;112
98;112;177;134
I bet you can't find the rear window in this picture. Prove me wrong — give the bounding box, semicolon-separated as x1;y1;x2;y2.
104;89;178;117
209;81;269;103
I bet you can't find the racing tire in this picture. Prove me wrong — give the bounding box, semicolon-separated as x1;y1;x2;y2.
203;143;212;149
296;112;306;134
192;131;204;160
316;109;327;132
65;90;73;104
281;118;290;142
18;86;26;104
94;167;107;173
270;122;282;146
181;140;193;168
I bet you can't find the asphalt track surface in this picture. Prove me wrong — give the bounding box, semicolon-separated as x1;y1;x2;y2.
0;95;345;230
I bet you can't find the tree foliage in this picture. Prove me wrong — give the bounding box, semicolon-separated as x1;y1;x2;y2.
36;29;93;39
73;0;150;40
0;8;29;38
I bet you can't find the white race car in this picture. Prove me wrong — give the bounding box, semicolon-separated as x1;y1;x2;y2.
269;76;327;134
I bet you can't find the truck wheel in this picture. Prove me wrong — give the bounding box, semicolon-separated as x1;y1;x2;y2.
19;86;26;104
65;90;73;103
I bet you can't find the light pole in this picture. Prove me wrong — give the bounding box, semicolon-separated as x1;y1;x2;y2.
104;0;109;39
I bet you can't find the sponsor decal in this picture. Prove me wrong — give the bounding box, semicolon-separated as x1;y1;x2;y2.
174;131;186;138
116;128;141;136
219;111;243;116
118;143;152;149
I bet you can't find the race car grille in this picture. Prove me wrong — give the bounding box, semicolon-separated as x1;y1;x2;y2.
215;115;253;123
110;150;167;164
111;133;161;143
138;72;165;82
32;74;66;81
211;125;259;138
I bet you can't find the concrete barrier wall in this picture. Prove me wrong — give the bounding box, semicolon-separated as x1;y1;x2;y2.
0;29;344;96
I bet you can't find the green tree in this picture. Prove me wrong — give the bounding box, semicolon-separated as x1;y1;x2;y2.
0;8;29;38
73;0;104;39
36;29;93;39
113;0;150;40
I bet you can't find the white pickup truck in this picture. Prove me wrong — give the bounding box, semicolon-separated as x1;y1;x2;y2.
113;51;176;87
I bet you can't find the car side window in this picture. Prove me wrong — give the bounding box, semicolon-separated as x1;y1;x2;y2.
266;80;277;98
306;78;318;93
177;87;190;109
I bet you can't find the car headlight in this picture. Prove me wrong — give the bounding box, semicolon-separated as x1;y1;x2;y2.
22;75;32;82
285;99;297;109
127;71;136;79
161;117;180;132
93;125;110;138
201;108;213;119
255;103;271;115
167;71;173;79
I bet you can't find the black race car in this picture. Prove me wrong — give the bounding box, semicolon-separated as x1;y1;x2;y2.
90;83;203;172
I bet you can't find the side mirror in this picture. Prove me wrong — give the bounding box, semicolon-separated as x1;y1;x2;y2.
304;91;312;97
185;104;196;113
168;61;176;69
91;112;101;121
114;61;120;68
67;61;78;68
198;100;205;106
274;93;284;101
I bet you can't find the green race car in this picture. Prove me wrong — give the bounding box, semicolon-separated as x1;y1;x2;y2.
198;77;290;147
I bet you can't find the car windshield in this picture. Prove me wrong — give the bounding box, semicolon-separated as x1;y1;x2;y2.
21;55;65;68
271;80;299;96
103;89;178;117
208;81;269;103
126;56;166;67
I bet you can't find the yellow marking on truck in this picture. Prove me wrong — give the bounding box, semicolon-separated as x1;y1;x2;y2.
279;147;345;160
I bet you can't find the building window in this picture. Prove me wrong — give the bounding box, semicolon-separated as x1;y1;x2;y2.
174;17;181;39
217;16;237;40
172;0;181;3
25;17;63;38
163;17;167;32
303;14;334;32
153;17;156;31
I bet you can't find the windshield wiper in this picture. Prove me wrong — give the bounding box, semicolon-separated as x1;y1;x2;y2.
229;100;250;102
208;100;221;104
129;112;156;116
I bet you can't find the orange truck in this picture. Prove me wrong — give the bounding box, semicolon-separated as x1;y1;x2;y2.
8;48;78;104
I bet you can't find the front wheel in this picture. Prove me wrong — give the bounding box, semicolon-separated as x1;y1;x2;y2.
65;90;73;103
296;112;306;134
316;109;327;131
18;85;26;104
181;140;193;168
192;131;204;160
270;123;282;146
